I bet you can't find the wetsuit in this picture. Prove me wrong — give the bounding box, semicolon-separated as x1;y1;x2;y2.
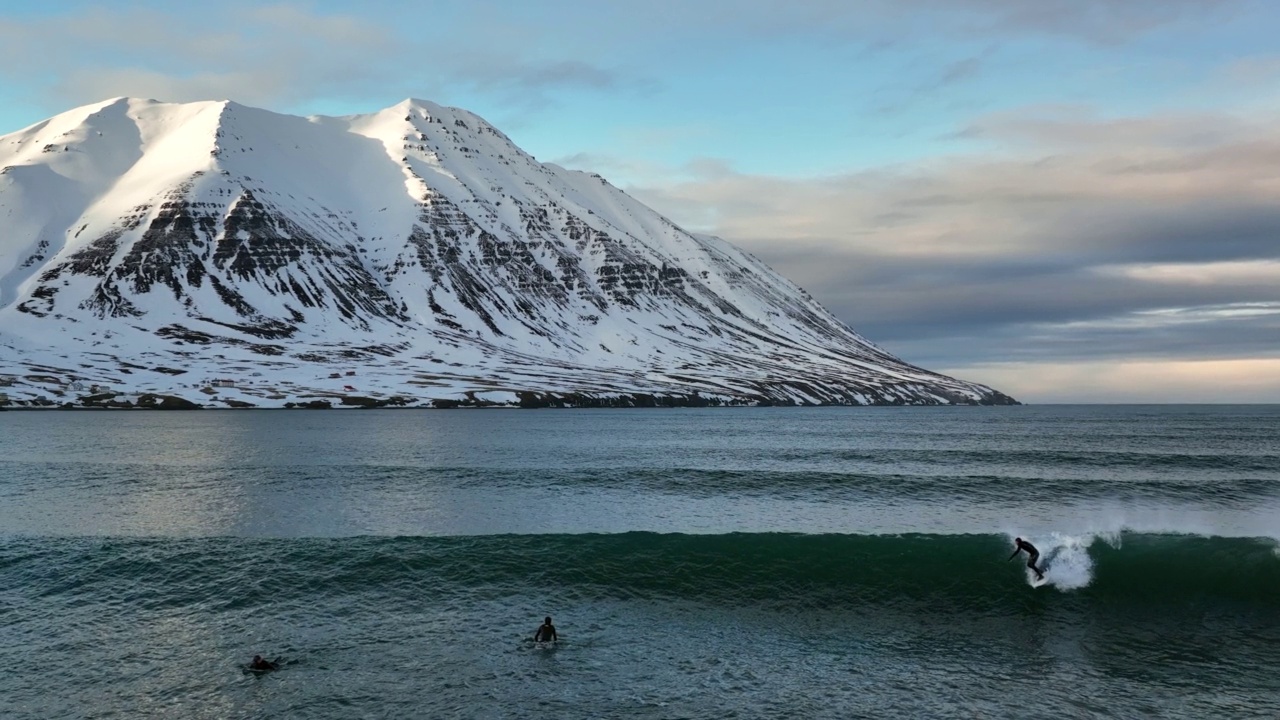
535;623;557;642
1009;539;1044;579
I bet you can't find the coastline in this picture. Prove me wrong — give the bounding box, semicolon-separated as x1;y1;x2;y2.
0;388;1020;410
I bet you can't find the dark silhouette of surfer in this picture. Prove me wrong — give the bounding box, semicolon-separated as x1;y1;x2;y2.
249;655;278;672
534;617;557;643
1008;537;1045;581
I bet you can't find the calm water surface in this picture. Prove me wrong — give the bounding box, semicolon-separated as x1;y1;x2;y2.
2;406;1278;718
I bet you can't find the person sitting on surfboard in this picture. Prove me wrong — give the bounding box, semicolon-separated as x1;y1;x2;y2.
1008;538;1045;581
534;617;557;643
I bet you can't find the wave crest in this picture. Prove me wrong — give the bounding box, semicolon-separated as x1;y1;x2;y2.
4;532;1278;614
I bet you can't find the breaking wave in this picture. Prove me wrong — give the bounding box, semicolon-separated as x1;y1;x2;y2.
4;532;1279;616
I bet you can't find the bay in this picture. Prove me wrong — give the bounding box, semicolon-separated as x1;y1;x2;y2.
2;406;1278;719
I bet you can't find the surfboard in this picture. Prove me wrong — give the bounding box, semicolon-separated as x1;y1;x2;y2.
1030;574;1049;588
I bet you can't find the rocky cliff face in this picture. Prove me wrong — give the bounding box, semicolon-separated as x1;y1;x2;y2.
0;97;1016;408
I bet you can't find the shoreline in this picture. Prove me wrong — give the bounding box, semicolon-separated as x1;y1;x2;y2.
0;388;1020;410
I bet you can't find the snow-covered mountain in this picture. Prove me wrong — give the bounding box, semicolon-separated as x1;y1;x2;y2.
0;97;1015;408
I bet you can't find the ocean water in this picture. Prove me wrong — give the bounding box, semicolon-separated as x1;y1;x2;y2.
1;405;1278;719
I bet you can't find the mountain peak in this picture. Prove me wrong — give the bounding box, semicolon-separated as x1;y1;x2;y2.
0;98;1016;409
393;96;447;113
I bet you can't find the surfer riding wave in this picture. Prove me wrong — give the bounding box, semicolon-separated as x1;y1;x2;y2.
1009;537;1045;581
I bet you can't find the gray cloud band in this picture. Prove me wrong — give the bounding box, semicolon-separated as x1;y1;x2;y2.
628;108;1280;369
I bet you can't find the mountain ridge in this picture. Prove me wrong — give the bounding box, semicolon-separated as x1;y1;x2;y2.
0;97;1017;408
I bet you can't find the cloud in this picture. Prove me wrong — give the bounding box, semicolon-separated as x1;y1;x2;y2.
951;106;1263;150
0;5;404;109
614;0;1254;45
0;0;1249;119
945;359;1280;403
1108;260;1280;286
872;47;996;116
0;3;634;119
429;54;639;115
1217;55;1280;90
624;105;1280;373
923;0;1251;42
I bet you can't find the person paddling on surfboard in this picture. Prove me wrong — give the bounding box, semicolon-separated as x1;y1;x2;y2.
1008;538;1045;581
249;655;278;671
534;617;557;643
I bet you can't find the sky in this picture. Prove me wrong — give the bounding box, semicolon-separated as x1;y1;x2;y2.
1;0;1278;402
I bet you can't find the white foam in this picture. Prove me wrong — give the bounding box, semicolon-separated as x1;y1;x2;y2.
1010;531;1125;591
1000;503;1280;545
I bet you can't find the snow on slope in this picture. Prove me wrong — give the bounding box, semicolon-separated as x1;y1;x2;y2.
0;98;1017;409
